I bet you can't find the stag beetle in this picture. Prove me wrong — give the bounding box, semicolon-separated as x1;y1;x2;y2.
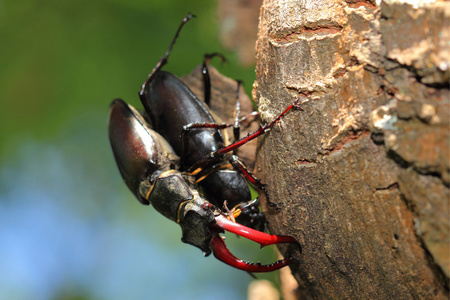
108;14;302;272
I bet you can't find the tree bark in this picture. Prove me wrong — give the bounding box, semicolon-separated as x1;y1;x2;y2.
253;0;449;299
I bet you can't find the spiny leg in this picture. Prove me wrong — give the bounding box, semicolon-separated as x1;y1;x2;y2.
229;155;279;211
185;100;303;173
214;100;304;157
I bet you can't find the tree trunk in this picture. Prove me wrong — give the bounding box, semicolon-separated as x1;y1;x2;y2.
253;0;449;299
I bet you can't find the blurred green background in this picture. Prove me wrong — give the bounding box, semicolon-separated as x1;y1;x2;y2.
0;0;281;299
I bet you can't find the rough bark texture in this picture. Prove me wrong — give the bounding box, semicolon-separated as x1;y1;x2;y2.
253;0;449;299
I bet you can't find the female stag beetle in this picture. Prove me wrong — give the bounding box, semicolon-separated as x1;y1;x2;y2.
108;14;302;273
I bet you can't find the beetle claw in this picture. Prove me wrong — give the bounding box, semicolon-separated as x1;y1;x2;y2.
214;214;300;248
209;235;293;273
209;214;299;272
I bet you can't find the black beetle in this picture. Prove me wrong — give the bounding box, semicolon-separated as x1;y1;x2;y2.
108;14;302;272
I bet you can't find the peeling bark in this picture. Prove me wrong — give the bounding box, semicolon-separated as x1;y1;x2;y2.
253;0;449;298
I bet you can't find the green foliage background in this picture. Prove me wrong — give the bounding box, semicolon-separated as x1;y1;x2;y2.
0;0;255;157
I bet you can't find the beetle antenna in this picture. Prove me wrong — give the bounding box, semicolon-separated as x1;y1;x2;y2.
139;13;196;96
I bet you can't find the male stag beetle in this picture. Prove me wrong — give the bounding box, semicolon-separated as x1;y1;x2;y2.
108;14;302;273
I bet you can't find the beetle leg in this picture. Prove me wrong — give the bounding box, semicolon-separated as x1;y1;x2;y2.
215;100;304;156
229;155;279;210
209;235;292;272
202;53;226;106
139;13;195;104
232;80;243;145
226;199;255;220
182;122;234;138
222;200;236;223
182;99;301;173
214;214;299;248
230;198;259;215
193;162;232;183
238;111;260;127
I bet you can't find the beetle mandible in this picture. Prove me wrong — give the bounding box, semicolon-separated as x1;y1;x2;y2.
108;13;302;272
